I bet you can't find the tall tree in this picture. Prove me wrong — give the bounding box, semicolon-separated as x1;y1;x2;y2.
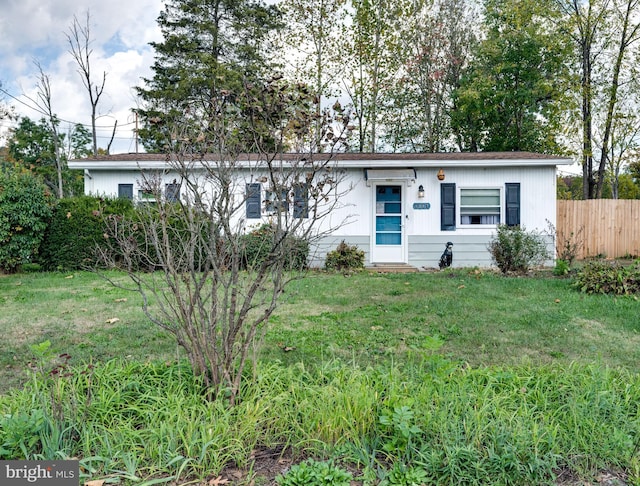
556;0;610;198
66;11;109;156
594;0;640;197
136;0;281;152
451;0;570;152
344;0;404;152
7;117;86;197
383;0;478;152
32;63;64;198
279;0;348;149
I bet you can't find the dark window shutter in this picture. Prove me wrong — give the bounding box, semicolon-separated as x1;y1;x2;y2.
505;183;520;226
293;184;308;218
246;183;261;219
165;183;180;202
441;183;456;231
118;184;133;200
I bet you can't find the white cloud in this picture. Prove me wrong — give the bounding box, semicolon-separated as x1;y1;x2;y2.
0;0;163;153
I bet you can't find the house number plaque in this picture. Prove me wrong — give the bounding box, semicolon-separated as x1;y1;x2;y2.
413;202;430;210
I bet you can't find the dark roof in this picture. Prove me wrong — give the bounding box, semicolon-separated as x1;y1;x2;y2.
77;151;570;162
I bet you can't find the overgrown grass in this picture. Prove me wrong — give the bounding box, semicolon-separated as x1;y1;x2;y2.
2;358;640;484
1;269;639;484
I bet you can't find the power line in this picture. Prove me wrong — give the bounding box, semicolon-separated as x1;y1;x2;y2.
0;87;136;129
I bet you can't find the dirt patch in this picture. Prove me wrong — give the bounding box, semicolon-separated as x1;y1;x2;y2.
554;467;628;485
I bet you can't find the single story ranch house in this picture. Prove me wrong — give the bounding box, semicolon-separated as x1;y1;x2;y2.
69;151;573;269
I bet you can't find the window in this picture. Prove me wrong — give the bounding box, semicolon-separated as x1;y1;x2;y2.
460;188;501;225
246;183;261;219
246;183;309;219
165;183;181;203
118;184;133;200
265;188;290;214
138;189;156;204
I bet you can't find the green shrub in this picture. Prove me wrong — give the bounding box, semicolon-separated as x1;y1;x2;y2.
574;260;640;295
241;223;309;271
0;167;53;273
324;241;365;271
487;225;549;274
276;458;352;486
38;196;135;271
553;259;570;276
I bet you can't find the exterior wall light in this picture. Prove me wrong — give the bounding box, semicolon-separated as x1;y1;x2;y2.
437;168;445;181
418;184;425;198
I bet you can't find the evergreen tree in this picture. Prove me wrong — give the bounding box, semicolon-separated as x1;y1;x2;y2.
135;0;282;152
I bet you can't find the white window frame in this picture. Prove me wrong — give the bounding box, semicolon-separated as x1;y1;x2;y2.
458;186;503;227
137;189;157;205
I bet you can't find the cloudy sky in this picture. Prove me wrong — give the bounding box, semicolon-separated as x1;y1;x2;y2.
0;0;164;154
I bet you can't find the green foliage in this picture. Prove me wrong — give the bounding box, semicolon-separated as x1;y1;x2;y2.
0;409;47;459
2;359;639;484
379;405;422;464
553;259;570;276
136;0;282;151
324;240;365;271
488;224;549;274
0;166;53;272
276;458;352;486
574;260;640;295
7;117;85;197
383;462;428;486
38;196;136;271
451;0;569;152
241;223;309;270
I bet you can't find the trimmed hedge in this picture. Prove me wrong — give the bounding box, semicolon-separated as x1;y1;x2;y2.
38;196;135;271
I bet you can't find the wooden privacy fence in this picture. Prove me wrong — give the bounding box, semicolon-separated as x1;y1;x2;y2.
556;199;640;260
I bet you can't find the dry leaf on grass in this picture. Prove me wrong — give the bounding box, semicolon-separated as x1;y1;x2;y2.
208;476;230;485
105;317;120;324
84;480;105;486
114;298;128;303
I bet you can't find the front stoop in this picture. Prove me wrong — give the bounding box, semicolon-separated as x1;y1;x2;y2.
366;263;419;273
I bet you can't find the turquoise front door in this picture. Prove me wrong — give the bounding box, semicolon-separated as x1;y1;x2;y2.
372;184;405;263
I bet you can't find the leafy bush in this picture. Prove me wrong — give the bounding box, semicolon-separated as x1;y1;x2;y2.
574;260;640;295
241;223;309;270
276;458;352;486
0;167;53;272
325;240;365;271
39;196;135;271
553;259;570;276
487;225;549;274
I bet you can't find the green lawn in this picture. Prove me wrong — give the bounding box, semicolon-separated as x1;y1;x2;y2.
1;269;640;485
1;269;638;393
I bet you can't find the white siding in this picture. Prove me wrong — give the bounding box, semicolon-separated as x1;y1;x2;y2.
81;162;558;268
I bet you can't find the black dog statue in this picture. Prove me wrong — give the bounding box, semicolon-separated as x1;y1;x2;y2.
438;241;453;269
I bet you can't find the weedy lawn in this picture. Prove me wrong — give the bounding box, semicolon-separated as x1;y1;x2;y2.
1;269;639;485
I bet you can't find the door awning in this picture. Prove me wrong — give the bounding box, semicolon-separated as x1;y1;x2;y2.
365;168;416;186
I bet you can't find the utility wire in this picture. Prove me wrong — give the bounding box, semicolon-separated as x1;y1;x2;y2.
0;87;136;129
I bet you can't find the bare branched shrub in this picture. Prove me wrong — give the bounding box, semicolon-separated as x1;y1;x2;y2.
546;220;585;266
97;79;354;404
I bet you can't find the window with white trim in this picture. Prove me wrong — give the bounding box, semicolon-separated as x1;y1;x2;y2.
138;189;156;205
459;188;501;225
